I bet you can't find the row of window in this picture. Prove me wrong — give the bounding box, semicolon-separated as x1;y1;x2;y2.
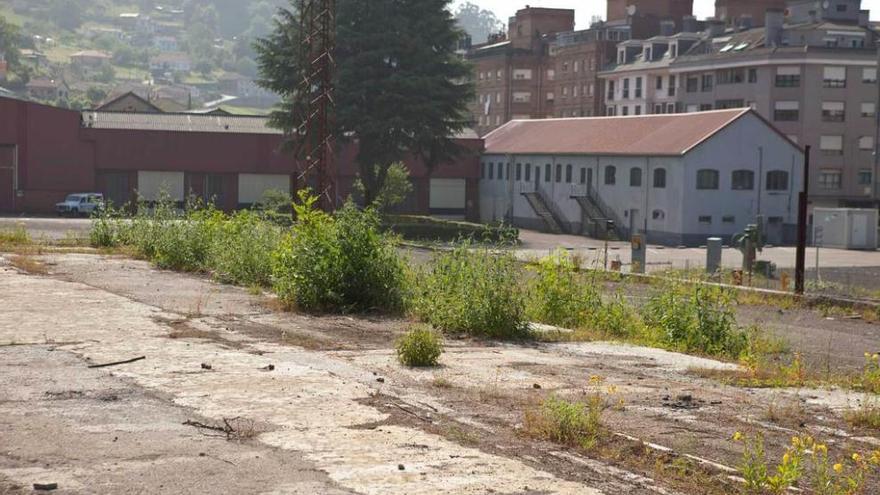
558;57;597;74
480;162;791;192
817;169;874;190
774;100;876;123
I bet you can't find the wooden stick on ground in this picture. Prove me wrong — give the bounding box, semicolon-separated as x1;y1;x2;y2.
87;356;146;369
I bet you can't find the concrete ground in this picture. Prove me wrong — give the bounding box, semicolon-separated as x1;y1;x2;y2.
2;252;880;494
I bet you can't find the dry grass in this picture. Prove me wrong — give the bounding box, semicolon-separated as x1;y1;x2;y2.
6;255;48;275
845;401;880;431
765;397;807;428
431;376;453;389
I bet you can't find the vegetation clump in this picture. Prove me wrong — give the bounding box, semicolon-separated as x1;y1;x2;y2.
410;243;527;339
524;376;618;450
272;192;406;313
395;326;444;367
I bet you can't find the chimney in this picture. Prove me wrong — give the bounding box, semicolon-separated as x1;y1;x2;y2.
706;19;726;37
660;20;675;37
859;10;870;28
765;8;784;48
682;15;698;33
738;15;753;31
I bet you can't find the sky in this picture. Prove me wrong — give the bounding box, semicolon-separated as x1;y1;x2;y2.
454;1;880;30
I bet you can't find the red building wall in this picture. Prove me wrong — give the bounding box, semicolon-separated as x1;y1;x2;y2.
0;98;482;219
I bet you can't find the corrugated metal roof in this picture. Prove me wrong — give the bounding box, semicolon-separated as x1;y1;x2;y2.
484;109;754;156
81;111;282;134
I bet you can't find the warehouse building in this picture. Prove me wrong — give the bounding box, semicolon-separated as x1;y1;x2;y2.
480;108;803;246
0;97;482;219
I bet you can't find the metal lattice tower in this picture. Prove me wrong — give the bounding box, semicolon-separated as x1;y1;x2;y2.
295;0;336;209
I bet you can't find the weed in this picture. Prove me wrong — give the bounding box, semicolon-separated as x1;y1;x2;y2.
431;376;453;388
208;209;280;287
523;376;616;450
859;353;880;394
845;399;880;431
411;242;527;339
765;397;807;427
642;282;749;359
525;250;601;328
272;192;406;313
6;254;48;275
396;326;443;367
0;224;30;248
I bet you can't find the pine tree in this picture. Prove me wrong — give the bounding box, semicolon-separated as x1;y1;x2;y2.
256;0;474;206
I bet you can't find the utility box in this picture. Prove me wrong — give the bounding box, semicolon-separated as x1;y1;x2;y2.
812;208;878;250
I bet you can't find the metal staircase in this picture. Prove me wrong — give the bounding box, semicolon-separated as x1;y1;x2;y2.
520;183;566;234
570;185;624;240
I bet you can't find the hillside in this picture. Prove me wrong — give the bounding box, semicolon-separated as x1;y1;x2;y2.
0;0;287;112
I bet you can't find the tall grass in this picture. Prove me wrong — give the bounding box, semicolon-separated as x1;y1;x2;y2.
272;193;406;313
410;243;527;339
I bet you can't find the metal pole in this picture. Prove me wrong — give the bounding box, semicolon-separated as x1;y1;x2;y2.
795;145;811;294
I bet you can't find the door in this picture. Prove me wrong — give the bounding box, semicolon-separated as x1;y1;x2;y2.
0;168;13;212
851;213;869;248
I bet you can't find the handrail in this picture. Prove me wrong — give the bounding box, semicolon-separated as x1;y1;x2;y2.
587;184;625;236
535;181;570;234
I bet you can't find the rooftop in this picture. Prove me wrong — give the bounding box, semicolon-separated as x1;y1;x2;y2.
483;109;782;156
80;111;281;134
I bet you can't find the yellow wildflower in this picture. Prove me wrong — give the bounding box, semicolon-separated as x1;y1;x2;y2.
815;444;828;455
852;453;863;463
733;431;744;442
833;463;844;473
782;453;791;465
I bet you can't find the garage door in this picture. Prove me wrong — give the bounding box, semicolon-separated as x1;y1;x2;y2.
238;174;290;205
137;171;185;202
429;178;466;212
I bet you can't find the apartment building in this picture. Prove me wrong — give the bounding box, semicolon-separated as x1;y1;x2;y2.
715;0;787;27
600;1;880;207
468;7;575;135
467;2;689;136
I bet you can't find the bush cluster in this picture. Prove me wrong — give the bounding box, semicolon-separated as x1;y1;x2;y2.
396;326;444;367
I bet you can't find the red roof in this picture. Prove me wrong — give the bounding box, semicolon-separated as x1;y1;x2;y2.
484;108;764;156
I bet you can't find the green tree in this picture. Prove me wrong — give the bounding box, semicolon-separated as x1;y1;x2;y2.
49;0;85;31
354;162;414;212
256;0;474;206
86;87;107;105
0;16;22;69
455;2;504;44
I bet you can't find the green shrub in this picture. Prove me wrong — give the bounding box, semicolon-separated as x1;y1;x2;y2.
208;210;281;287
396;326;444;367
589;293;644;339
272;192;406;313
0;224;30;247
526;250;601;328
411;243;526;338
149;205;221;272
642;282;748;359
382;215;518;244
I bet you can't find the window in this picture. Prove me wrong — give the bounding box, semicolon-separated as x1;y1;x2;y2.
565;164;573;184
766;171;789;191
622;106;629;116
722;216;736;223
775;67;800;87
701;74;713;91
652;209;665;221
716;99;745;109
513;69;533;80
630;167;642;187
860;136;874;150
819;170;842;190
555;163;562;183
544;164;551;182
823;66;846;88
696;169;719;190
525;163;531;181
656;76;663;90
607;80;615;100
686;77;698;93
498;162;504;179
579;167;587;185
634;105;642;115
863;68;877;84
859;170;873;186
820;135;843;155
699;104;713;112
488;162;494;179
731;170;755;190
516;163;522;181
861;102;876;117
654;104;664;114
623;78;630;99
604;165;616;185
653;168;666;188
668;75;676;96
821;101;845;122
635;77;643;98
513;92;531;103
546;92;555;102
717;68;744;85
748;68;757;83
698;215;712;223
774;101;799;121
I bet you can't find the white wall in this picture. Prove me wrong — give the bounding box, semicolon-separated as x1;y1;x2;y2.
480;113;804;245
137;171;185;201
238;174;290;205
682;112;802;242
